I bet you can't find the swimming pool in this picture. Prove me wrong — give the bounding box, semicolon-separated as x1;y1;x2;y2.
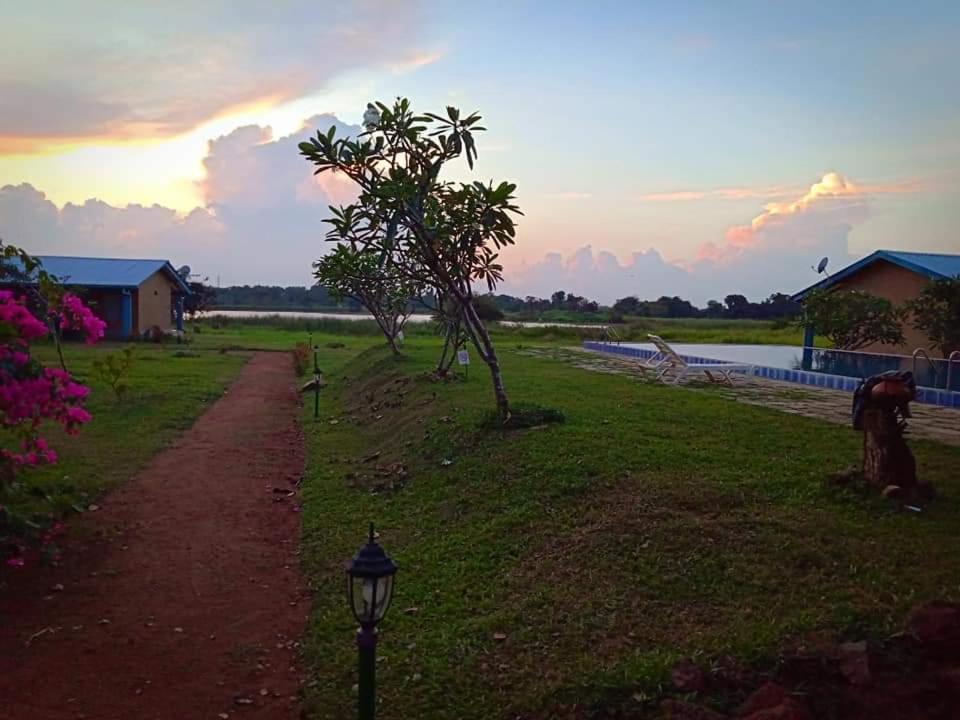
583;341;960;409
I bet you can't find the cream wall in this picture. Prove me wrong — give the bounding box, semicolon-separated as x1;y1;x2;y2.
830;260;935;355
136;270;175;332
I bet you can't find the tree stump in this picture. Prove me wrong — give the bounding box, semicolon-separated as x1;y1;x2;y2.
862;407;917;491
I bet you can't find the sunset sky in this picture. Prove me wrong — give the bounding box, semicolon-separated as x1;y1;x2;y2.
1;0;958;303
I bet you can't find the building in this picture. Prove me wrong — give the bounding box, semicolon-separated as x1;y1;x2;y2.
27;256;192;339
792;250;960;356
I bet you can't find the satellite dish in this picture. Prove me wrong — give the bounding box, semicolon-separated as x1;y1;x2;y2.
177;265;192;278
816;257;829;274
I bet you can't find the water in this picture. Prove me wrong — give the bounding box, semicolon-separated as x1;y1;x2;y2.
202;309;436;322
620;342;804;368
618;342;958;391
202;309;606;329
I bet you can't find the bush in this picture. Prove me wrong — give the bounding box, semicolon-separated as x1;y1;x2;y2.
92;347;136;400
905;277;960;356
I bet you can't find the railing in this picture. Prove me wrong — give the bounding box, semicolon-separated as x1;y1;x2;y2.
948;351;960;393
913;348;940;386
602;326;622;345
799;346;958;391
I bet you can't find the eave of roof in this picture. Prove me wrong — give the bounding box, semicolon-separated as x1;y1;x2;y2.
791;249;957;301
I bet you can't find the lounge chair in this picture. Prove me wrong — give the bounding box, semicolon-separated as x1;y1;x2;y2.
646;334;753;385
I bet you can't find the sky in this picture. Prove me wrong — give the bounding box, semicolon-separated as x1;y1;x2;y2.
1;0;958;304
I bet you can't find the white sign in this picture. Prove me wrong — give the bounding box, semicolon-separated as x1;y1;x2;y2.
457;349;470;365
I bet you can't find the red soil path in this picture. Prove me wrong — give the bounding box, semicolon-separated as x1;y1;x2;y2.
0;353;309;720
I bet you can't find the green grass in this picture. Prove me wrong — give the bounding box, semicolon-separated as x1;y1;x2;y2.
192;313;824;348
1;342;248;522
299;336;959;719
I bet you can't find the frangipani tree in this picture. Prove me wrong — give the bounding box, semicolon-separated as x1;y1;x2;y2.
299;98;521;421
313;243;420;356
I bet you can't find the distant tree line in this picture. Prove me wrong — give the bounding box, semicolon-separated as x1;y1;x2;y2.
487;290;801;321
207;284;802;322
210;284;365;311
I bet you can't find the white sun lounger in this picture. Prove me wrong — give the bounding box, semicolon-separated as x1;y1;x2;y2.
646;334;753;385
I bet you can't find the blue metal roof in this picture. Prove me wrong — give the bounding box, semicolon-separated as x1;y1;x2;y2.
27;256;192;293
792;249;960;301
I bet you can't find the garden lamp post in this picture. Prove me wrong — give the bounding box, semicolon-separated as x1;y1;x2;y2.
346;524;397;720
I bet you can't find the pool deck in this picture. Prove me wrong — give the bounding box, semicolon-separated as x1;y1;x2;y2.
522;346;960;447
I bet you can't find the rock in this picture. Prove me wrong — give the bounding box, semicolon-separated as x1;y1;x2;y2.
882;484;902;499
906;601;960;658
741;700;813;720
738;683;786;716
671;658;709;693
660;698;727;719
836;641;871;685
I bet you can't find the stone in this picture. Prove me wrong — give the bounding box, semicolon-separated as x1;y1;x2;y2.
906;601;960;658
741;700;813;720
660;699;727;720
737;682;786;716
836;641;871;685
671;658;709;693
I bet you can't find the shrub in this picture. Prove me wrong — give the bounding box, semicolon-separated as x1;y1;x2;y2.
801;289;905;350
905;277;960;356
91;347;136;400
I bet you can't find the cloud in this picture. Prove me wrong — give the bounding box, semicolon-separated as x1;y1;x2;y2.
388;49;446;74
691;172;868;264
638;186;799;202
0;115;364;285
542;192;593;200
0;2;430;151
503;172;908;304
0;160;919;305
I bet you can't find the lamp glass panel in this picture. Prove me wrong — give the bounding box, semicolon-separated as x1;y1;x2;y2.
373;575;394;621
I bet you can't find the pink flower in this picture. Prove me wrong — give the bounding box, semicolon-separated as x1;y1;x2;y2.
58;293;106;344
5;556;25;568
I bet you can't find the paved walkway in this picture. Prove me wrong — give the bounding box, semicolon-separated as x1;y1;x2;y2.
0;353;308;720
521;347;960;447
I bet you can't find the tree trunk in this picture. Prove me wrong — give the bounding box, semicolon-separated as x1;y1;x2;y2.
436;332;451;374
862;407;917;490
461;299;510;422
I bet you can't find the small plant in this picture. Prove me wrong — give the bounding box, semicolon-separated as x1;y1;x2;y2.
292;342;311;376
92;347;136;400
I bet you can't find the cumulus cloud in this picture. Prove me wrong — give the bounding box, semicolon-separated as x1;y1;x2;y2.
0;158;912;304
0;115;363;285
502;172;900;304
0;1;431;151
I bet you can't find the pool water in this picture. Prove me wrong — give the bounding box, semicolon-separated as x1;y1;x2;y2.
621;343;804;369
604;342;960;396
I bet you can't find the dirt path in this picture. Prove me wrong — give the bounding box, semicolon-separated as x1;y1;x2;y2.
0;353;308;720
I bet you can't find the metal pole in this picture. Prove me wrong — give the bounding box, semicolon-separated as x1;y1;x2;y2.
313;344;320;420
357;626;377;720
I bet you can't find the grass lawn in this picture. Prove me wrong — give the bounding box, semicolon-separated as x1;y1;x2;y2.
298;336;960;719
191;313;826;349
1;342;248;523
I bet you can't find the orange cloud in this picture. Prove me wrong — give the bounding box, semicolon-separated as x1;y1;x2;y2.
639;185;799;202
692;172;869;264
1;2;428;154
388;49;445;74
